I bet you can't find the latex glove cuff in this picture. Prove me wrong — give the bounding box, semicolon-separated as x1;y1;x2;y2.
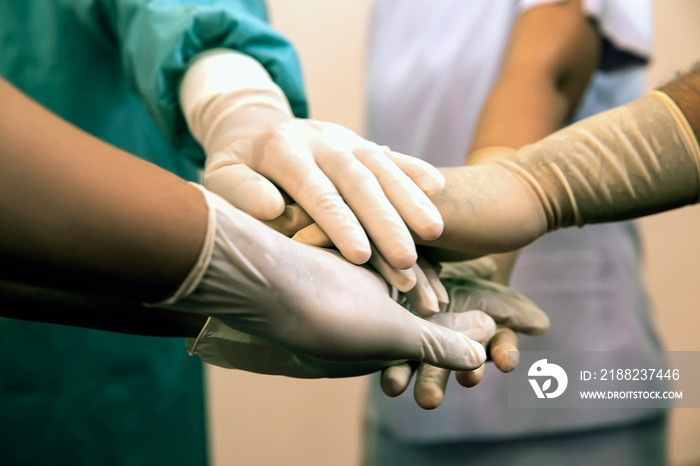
180;48;292;149
155;182;217;306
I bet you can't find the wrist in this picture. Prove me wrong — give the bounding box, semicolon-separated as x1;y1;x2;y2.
179;48;293;152
154;183;217;306
466;146;517;165
201;98;293;155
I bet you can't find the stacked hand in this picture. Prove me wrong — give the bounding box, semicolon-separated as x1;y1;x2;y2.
380;257;549;409
432;91;700;257
184;241;549;411
155;185;488;372
180;49;444;271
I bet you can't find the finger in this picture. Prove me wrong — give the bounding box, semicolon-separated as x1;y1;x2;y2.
380;362;415;397
263;204;313;237
489;327;520;373
405;263;440;317
414;364;450;409
427;311;497;345
271;154;373;264
439;256;498;281
309;285;487;370
385;149;445;196
418;257;448;309
368;245;417;293
456;364;486;388
486;290;549;335
204;162;285;220
292;223;334;248
317;147;417;269
354;145;444;240
445;279;550;335
403;317;487;371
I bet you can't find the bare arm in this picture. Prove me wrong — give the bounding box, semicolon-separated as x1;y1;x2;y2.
468;0;601;152
420;64;700;257
0;280;206;337
0;77;207;303
662;63;700;141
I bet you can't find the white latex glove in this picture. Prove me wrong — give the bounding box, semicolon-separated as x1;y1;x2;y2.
381;257;550;409
179;49;445;269
434;91;700;256
155;184;486;370
186;310;494;380
263;202;448;316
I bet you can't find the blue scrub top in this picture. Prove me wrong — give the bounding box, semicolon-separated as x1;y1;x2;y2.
0;1;307;464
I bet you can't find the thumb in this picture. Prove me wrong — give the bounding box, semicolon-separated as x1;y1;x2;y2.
393;313;489;371
204;162;285;220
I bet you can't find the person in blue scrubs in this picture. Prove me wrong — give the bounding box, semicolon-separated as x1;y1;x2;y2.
0;2;306;464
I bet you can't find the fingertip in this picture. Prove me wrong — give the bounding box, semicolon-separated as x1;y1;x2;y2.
529;314;551;336
338;238;373;265
204;166;286;220
390;268;418;293
346;248;373;265
386;149;445;196
456;364;485;388
253;198;285;220
418;170;446;197
385;247;418;271
380;364;413;397
413;216;444;241
458;335;487;370
415;385;444;410
381;376;407;398
492;345;519;373
509;350;520;371
473;339;488;367
415;301;439;317
255;189;287;220
239;196;285;220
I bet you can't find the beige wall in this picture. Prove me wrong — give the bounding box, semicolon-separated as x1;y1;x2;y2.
207;1;700;465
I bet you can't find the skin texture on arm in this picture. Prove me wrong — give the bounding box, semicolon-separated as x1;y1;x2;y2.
0;77;207;303
468;0;601;152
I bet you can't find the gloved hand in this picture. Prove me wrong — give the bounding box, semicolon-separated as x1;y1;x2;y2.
154;184;487;371
186;309;495;380
179;48;445;269
432;91;700;256
380;257;550;409
264;202;448;316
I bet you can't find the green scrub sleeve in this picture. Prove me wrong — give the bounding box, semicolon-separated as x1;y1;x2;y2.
95;0;308;161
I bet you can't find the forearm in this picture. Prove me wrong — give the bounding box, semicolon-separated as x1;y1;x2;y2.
0;77;207;302
423;66;700;257
661;63;700;140
468;0;600;153
0;280;206;337
469;71;568;152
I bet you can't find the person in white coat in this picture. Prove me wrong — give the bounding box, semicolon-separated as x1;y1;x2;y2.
363;1;667;464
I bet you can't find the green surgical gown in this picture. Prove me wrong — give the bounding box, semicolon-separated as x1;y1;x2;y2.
0;1;307;465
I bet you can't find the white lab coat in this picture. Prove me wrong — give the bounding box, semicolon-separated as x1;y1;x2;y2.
364;0;664;441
